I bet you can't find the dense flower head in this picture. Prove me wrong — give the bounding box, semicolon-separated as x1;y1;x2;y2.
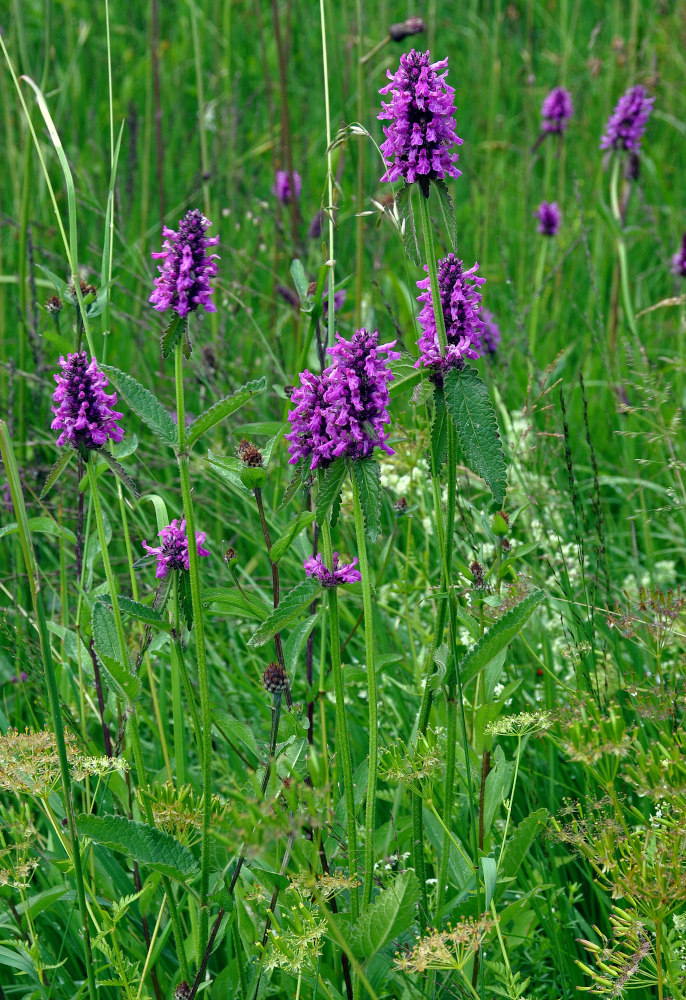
672;235;686;279
142;518;210;579
378;49;462;191
304;552;361;587
286;328;400;470
51;352;124;451
479;309;502;354
150;209;219;317
273;170;302;205
600;85;654;152
541;87;573;133
535;201;561;236
415;254;485;372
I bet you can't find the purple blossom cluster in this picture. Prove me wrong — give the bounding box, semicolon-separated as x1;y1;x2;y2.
304;552;361;587
286;328;400;470
378;49;462;190
51;352;124;451
415;254;486;373
600;85;654;153
142;518;210;579
672;235;686;279
535;201;561;236
150;209;219;317
273;170;302;205
541;87;573;133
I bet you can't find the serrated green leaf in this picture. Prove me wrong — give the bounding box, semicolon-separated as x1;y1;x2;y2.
284;612;320;676
178;571;193;630
269;511;316;562
91;601;140;701
101;365;176;447
96;450;140;498
100;595;171;631
316;459;347;525
459;589;545;686
396;183;422;266
160;313;186;358
247;578;321;648
389;353;422;399
202;587;270;621
499;808;548;882
352;458;382;543
444;365;507;507
433;179;458;252
278;463;305;511
431;388;448;470
0;517;75;545
348;870;420;964
186;378;266;449
39;450;74;499
77;814;199;882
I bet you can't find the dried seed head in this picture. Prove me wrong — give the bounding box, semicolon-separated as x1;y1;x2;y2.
66;279;97;304
263;662;289;695
174;983;191;1000
389;16;426;41
224;546;238;565
470;561;485;590
237;439;264;468
394;496;408;514
46;295;63;314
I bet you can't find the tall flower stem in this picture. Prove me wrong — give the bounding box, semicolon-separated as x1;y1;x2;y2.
351;472;377;908
174;340;212;952
0;422;98;1000
609;156;638;345
319;0;336;347
319;514;359;920
528;239;548;364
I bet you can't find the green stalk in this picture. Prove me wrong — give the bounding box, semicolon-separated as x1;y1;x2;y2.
354;0;364;328
0;422;98;1000
528;239;548;363
174;340;212;950
319;0;336;347
609;155;638;340
351;473;377;908
319;515;359;920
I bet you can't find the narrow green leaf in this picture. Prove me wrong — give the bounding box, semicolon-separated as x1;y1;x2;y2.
284;612;320;676
77;814;199;882
433;179;458;252
213;709;260;768
100;595;171;631
481;856;497;909
0;517;75;545
443;365;507;507
96;450;140;498
431;388;448;470
278;463;305;512
316;459;347;525
290;259;309;303
247;578;321;648
101;365;176;447
389;353;422;399
396;183;422;266
352;458;382;543
39;450;74;499
186;378;266;449
202;587;270;621
459;589;545;686
178;571;193;630
91;601;140;701
269;511;316;562
499;808;548;882
348;870;420;964
160;313;186;358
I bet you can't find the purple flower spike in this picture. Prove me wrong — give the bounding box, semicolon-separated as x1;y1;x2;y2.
541;87;573;134
304;552;361;587
672;235;686;279
286;328;400;470
415;254;485;373
378;49;462;194
51;352;124;451
535;201;561;236
479;309;502;354
273;170;302;205
600;85;654;153
150;209;219;317
142;518;210;579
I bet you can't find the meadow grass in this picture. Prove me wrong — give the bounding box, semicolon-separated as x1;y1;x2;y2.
0;2;685;998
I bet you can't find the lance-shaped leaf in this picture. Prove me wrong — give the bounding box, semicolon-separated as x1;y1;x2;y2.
202;587;270;621
459;588;545;686
186;378;266;449
77;814;199;882
290;258;310;304
101;365;176;447
160;313;187;358
396;183;422;266
278;463;306;512
248;578;320;648
433;179;458;252
39;450;74;499
352;458;382;543
269;511;316;562
100;595;172;632
97;450;140;498
348;870;420;963
444;365;507;507
91;601;141;701
430;387;448;471
389;354;423;399
316;459;347;525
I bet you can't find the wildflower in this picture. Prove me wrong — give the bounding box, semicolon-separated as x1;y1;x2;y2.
51;352;124;452
142;518;210;579
541;86;573;133
323;289;347;315
273;169;302;205
600;84;654;152
415;254;485;373
378;49;462;194
304;553;361;587
45;295;63;315
535;201;561;236
262;662;290;694
150;209;219;317
286;328;399;469
479;308;502;354
671;234;686;279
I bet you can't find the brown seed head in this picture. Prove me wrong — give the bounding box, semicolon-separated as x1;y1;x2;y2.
46;295;63;314
237;439;264;468
262;662;289;695
174;983;191;1000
